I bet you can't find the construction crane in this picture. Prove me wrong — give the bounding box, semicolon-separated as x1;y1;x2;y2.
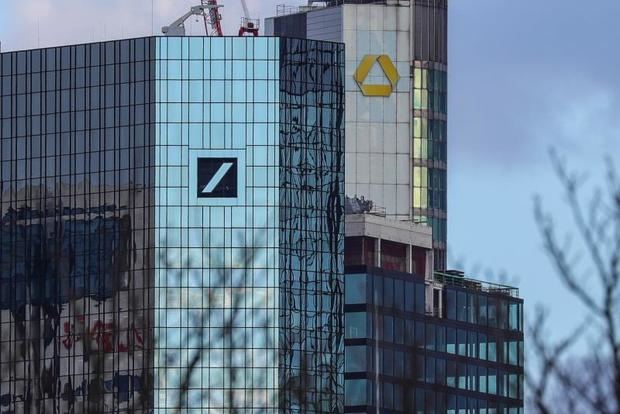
162;1;258;37
202;0;224;37
238;0;259;36
161;2;223;36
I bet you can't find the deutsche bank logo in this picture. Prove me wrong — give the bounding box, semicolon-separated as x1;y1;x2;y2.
197;158;238;198
189;150;245;206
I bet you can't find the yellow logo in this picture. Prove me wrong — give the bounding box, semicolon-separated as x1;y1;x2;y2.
353;55;400;97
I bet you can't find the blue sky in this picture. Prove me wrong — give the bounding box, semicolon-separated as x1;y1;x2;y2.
448;0;620;342
1;0;618;341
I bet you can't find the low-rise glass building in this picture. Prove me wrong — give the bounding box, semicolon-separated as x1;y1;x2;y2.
343;213;524;414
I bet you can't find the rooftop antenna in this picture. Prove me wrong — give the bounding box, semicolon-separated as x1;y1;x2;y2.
162;2;223;36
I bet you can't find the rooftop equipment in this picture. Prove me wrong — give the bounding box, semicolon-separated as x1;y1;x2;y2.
238;0;259;36
162;0;259;37
161;3;222;36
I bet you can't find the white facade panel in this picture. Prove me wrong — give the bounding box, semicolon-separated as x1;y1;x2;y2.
344;4;412;219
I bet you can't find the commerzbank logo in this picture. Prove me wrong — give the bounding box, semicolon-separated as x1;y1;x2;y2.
353;55;400;97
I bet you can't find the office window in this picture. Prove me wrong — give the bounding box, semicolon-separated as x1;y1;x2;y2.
345;346;367;372
383;315;394;342
446;289;456;319
509;301;520;331
345;380;368;406
346;312;367;339
415;320;425;348
457;329;467;356
394;317;405;344
478;295;488;325
488;340;497;362
394;279;405;311
447;327;456;354
405;281;415;312
479;333;488;361
468;330;477;358
447;360;456;388
426;323;436;351
479;366;488;393
383;348;394;377
345;273;367;304
384;277;394;308
426;356;436;383
436;324;446;352
415;282;425;314
488;297;498;328
457;291;467;322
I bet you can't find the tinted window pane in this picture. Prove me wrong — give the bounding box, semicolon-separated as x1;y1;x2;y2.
345;312;367;339
345;273;366;304
345;346;367;372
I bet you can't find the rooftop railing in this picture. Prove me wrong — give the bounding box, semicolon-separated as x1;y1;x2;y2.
434;271;520;298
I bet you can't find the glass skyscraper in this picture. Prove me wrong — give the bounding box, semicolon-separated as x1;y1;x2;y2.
0;36;344;413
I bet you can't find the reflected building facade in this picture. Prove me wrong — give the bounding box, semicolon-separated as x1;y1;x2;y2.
0;36;344;413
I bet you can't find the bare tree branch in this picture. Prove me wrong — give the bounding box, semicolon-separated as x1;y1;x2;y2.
530;152;620;413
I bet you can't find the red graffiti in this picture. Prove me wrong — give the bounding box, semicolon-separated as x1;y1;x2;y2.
90;321;115;353
62;320;144;353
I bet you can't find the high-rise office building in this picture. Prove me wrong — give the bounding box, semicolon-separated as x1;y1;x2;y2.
266;0;448;269
0;35;345;412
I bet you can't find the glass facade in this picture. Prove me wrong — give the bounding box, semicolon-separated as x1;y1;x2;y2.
153;36;284;412
344;266;524;413
0;38;156;412
411;0;448;269
278;38;345;413
412;64;447;270
0;36;344;413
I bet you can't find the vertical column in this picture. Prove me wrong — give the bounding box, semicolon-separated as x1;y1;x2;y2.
406;244;413;273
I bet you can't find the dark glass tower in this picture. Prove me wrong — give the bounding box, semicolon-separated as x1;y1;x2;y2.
0;36;344;413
